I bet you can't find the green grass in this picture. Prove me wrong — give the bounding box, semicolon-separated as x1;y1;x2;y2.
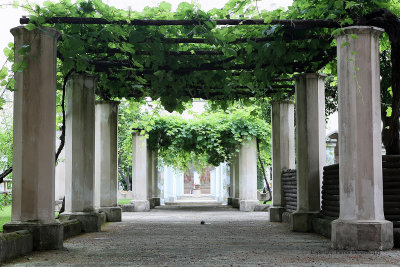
0;205;11;232
260;200;272;205
118;199;132;205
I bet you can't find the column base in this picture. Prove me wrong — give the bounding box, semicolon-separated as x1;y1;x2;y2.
98;207;122;222
130;200;150;212
269;206;285;222
232;198;240;208
227;197;233;206
3;221;63;250
152;197;161;207
59;212;101;233
331;219;393;251
290;211;319;232
239;200;258;212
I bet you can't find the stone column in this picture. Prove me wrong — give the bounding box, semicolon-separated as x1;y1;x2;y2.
239;137;259;211
3;27;63;250
94;100;121;222
151;150;161;207
331;26;393;250
147;147;154;208
60;74;101;232
131;133;150;211
215;164;222;202
270;101;295;222
228;163;234;205
232;155;240;208
290;73;326;232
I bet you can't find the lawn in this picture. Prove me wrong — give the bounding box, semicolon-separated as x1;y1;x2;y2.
0;205;11;232
260;200;272;205
118;199;132;205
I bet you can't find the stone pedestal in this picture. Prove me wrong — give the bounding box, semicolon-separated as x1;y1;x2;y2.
290;73;326;232
270;101;295;222
94;100;121;222
4;26;63;250
65;74;100;231
59;212;101;233
332;26;393;250
239;137;258;212
131;133;150;211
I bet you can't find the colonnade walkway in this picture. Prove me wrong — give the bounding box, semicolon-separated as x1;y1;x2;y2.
4;206;400;266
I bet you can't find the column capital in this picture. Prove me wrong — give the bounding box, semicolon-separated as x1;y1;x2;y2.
10;26;60;40
337;26;384;37
294;73;327;80
270;100;294;105
95;100;120;105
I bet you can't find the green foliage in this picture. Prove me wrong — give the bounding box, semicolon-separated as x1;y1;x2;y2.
0;104;13;175
137;103;271;170
0;205;11;232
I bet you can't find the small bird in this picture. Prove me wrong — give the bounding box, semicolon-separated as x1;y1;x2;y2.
200;220;205;225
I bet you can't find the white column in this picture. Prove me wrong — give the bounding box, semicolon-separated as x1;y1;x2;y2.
331;26;393;250
176;169;184;198
62;74;101;232
231;154;240;208
146;147;153;207
94;100;121;222
131;133;150;211
215;164;221;202
151;150;161;206
239;137;259;211
290;73;326;232
3;26;63;250
210;168;216;198
270;101;295;222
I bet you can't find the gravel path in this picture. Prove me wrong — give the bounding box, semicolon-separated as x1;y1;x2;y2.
4;205;400;266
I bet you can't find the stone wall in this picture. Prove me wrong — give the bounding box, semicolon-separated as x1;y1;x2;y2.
281;169;297;213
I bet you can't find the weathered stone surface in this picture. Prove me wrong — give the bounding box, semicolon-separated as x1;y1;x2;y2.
292;73;325;232
61;219;81;240
271;101;295;222
131;200;150;212
333;26;393;250
239;200;258;212
312;217;332;238
290;212;319;232
119;204;135;212
0;230;32;263
98;207;122;222
232;198;240;209
59;212;101;233
332;220;393;250
269;207;285;222
3;222;63;250
254;204;269;212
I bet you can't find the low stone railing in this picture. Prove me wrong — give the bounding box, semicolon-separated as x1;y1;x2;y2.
281;169;297;213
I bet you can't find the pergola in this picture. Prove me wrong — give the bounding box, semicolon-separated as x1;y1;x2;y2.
1;4;398;257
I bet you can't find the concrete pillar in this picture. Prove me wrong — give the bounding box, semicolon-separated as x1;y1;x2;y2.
270;101;295;222
176;170;184;198
94;100;121;222
215;164;222;202
60;74;101;232
228;163;233;205
3;26;63;250
332;26;393;250
151;150;161;207
165;166;177;203
290;73;326;232
210;168;216;197
146;147;154;208
131;133;150;211
232;154;240;208
239;137;259;211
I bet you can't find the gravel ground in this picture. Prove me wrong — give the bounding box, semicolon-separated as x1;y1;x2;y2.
4;205;400;266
